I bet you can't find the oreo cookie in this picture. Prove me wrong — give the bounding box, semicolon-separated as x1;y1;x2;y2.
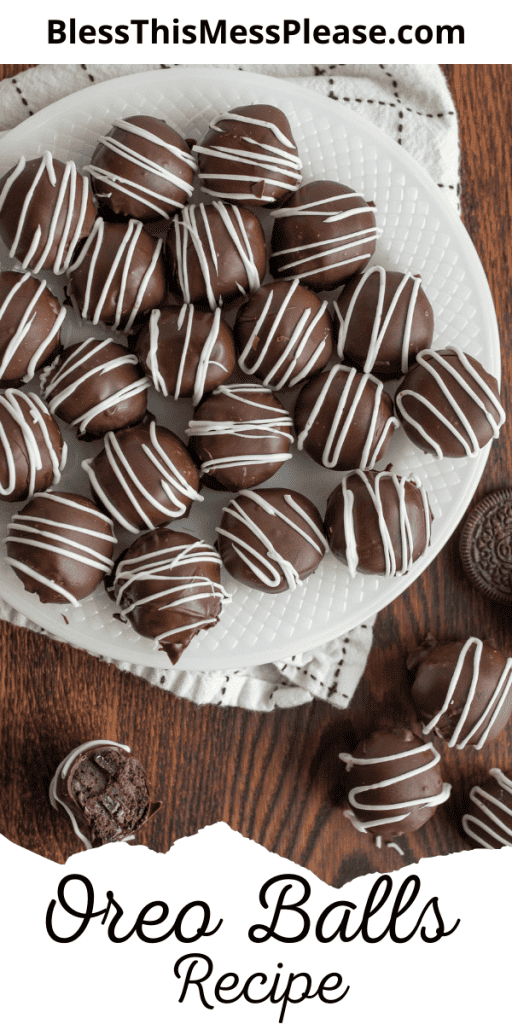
460;488;512;604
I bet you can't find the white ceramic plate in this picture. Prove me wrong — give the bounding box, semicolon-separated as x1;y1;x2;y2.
0;67;500;670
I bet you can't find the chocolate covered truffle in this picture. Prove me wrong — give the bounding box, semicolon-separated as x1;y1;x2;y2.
194;103;302;207
135;304;236;406
41;337;150;438
395;347;505;458
166;200;266;310
6;491;116;605
50;740;158;848
68;218;166;332
217;487;327;593
0;390;66;502
294;364;399;471
334;266;434;378
409;636;512;750
0;152;96;275
85;115;196;222
110;527;231;663
462;768;512;849
187;383;294;491
270;181;378;291
324;469;432;578
340;728;451;839
235;278;333;390
82;418;202;534
0;271;65;385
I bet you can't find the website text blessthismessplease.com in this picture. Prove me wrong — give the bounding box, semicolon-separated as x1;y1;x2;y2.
47;18;464;47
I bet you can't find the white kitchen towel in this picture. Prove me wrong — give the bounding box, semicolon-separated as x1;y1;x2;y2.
0;63;459;710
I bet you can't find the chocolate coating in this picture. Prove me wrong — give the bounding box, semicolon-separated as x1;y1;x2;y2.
0;390;66;502
409;636;512;750
334;266;434;378
110;527;230;663
194;103;302;207
165;201;266;310
235;279;333;390
270;180;378;291
340;728;450;839
462;768;512;849
68;218;166;332
85;114;196;222
217;487;327;593
0;271;65;385
50;740;158;848
6;491;116;605
135;304;236;406
187;383;294;491
0;153;96;274
395;347;505;458
82;418;202;534
294;364;398;471
41;337;150;438
324;469;432;578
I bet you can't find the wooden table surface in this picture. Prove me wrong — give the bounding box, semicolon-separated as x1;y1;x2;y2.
0;64;511;884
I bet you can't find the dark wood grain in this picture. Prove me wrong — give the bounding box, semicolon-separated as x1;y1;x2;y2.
0;64;511;885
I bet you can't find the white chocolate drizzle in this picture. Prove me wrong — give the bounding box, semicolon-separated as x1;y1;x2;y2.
462;768;512;848
395;347;505;458
0;389;67;498
271;190;380;280
41;337;151;434
194;111;302;203
114;538;231;645
339;741;451;834
49;739;131;850
148;305;224;407
217;488;327;591
6;492;116;606
296;364;399;470
420;637;512;750
339;469;431;578
82;419;203;534
0;152;92;274
68;218;163;331
186;383;294;474
334;265;423;375
237;278;329;389
0;272;66;382
84;118;196;218
172;201;262;311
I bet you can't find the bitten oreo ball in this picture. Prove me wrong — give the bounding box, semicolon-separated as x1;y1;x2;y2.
82;418;202;534
0;152;96;275
85;115;196;222
395;347;505;458
50;740;159;849
194;104;302;207
68;218;166;332
6;491;116;605
270;181;378;291
339;728;451;839
166;201;266;310
135;304;236;407
334;266;434;379
409;636;512;751
462;768;512;849
294;364;399;471
41;337;150;438
217;487;327;593
235;279;333;390
0;271;65;385
324;469;432;578
186;383;294;491
0;390;66;502
110;528;231;664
